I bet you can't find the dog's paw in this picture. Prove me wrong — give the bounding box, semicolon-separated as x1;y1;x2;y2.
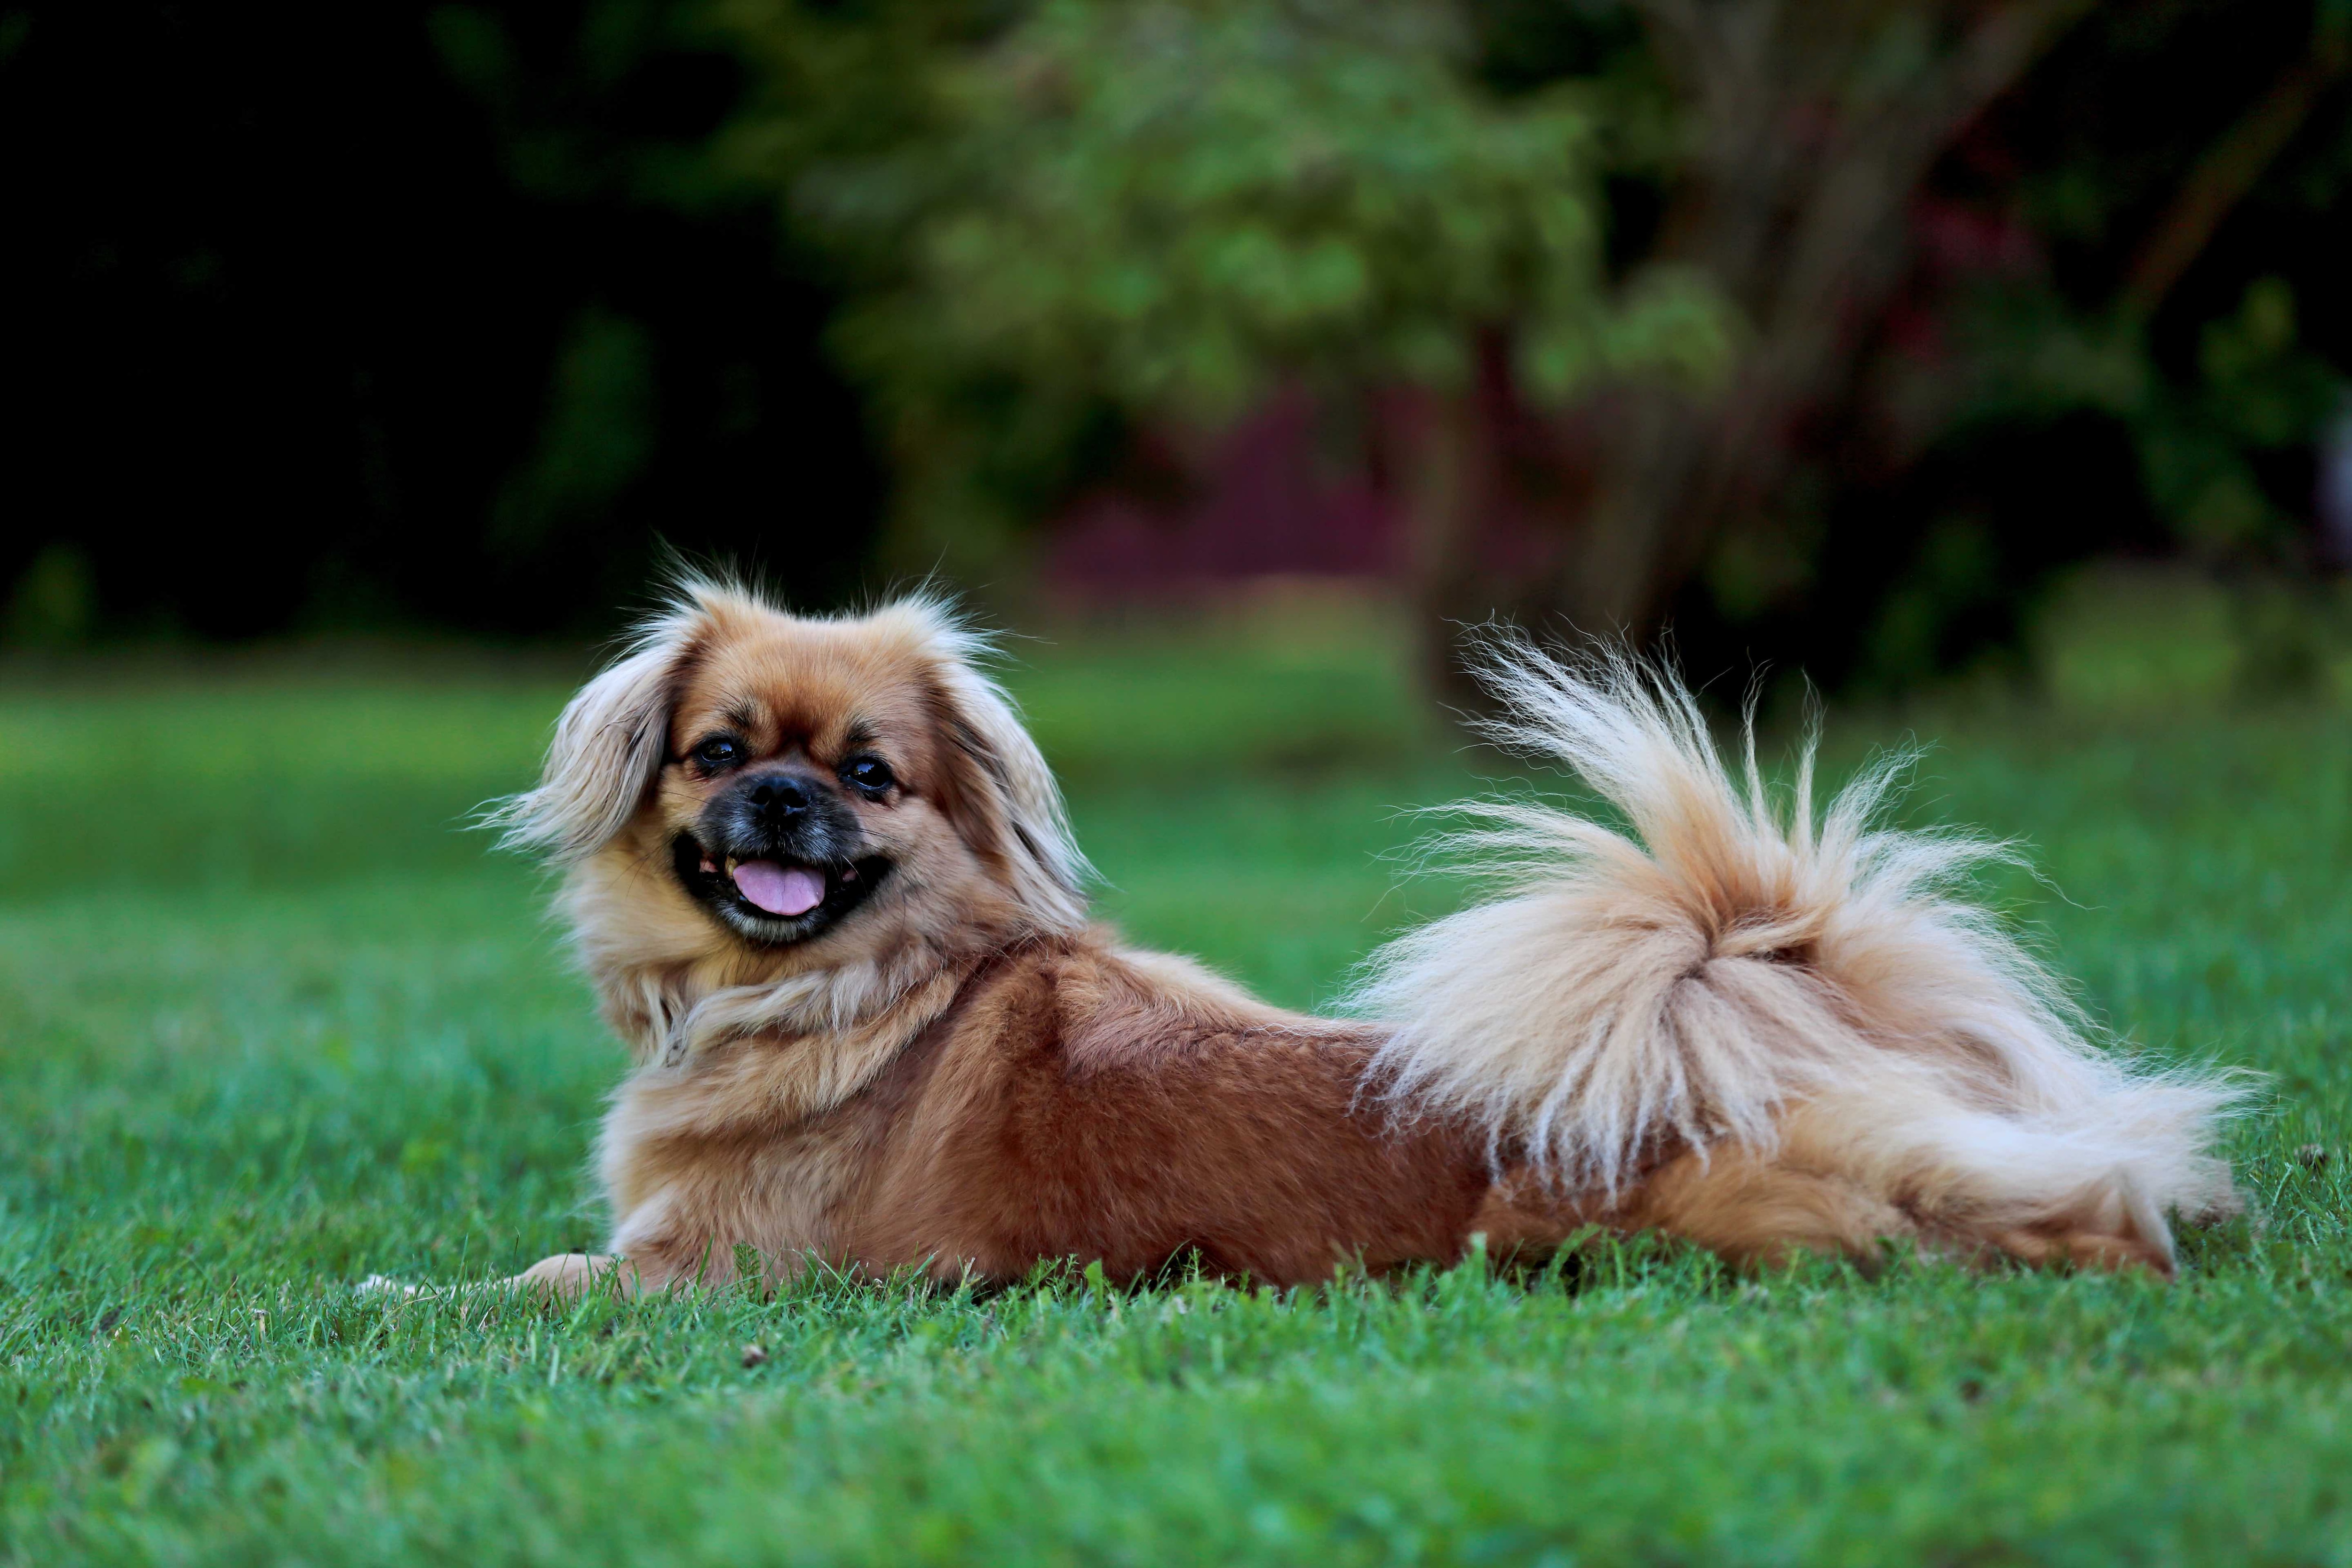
513;1252;641;1303
356;1273;425;1298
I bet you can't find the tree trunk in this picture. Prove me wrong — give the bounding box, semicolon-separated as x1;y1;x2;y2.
1545;0;2094;650
1391;375;1507;709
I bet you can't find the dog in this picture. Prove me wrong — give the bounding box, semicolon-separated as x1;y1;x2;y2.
489;578;2238;1300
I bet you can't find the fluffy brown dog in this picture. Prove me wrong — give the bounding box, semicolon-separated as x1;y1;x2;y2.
492;580;2238;1299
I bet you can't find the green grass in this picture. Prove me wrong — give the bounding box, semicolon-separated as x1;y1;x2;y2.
2;624;2349;1565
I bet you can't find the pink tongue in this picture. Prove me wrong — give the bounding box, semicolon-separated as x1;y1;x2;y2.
731;860;827;917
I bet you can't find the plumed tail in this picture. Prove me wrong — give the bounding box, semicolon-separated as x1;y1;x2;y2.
1348;638;2242;1250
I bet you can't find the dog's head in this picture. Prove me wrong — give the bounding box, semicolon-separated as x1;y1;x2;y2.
497;580;1089;973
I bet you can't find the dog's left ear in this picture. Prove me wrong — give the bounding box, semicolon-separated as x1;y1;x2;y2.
878;599;1091;934
493;593;712;861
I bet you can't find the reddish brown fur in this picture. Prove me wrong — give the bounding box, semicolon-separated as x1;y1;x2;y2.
500;585;2199;1302
557;935;1597;1295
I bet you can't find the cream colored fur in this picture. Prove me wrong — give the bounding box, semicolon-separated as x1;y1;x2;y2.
1350;637;2242;1261
488;593;710;862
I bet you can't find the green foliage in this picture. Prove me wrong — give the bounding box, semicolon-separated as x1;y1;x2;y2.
837;0;1661;413
1939;0;2352;566
2;639;2351;1560
2150;278;2346;551
1962;276;2346;558
722;0;1723;568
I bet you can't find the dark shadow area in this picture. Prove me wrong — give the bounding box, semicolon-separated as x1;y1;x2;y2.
0;0;882;642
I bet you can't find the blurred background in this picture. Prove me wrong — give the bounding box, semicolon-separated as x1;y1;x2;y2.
5;0;2352;704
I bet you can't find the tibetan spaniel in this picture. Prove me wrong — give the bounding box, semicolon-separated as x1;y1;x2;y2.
480;580;2237;1299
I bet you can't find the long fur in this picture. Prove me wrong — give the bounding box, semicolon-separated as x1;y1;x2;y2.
898;598;1094;929
1349;635;2243;1259
469;587;2246;1300
487;592;709;861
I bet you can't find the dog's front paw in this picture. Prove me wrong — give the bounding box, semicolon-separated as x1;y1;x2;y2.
513;1252;641;1303
357;1273;424;1298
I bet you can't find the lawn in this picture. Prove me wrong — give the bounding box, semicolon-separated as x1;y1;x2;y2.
1;616;2348;1566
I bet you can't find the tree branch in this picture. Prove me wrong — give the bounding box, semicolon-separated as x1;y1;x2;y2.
1773;0;2092;339
2119;12;2352;320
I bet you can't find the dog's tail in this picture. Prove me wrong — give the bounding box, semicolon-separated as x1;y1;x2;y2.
1349;638;2242;1261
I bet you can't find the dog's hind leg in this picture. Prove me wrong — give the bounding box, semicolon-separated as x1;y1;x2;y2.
1629;1093;2185;1277
1613;1142;2175;1276
1615;1144;1923;1271
1980;1221;2174;1275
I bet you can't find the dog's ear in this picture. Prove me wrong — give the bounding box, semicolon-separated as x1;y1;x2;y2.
493;595;711;861
876;598;1091;933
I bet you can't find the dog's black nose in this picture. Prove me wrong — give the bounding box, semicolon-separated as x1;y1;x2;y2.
746;774;812;820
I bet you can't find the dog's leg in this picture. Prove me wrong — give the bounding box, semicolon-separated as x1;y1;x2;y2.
1778;1095;2183;1278
1983;1223;2174;1275
1618;1145;1922;1271
512;1252;642;1302
1624;1133;2177;1278
358;1254;645;1302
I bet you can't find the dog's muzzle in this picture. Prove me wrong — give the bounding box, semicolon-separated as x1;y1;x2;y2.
674;769;890;943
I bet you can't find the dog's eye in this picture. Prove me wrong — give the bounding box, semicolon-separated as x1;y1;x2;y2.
692;735;743;770
842;756;895;796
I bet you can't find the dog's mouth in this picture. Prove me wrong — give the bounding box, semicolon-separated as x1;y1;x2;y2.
672;836;891;943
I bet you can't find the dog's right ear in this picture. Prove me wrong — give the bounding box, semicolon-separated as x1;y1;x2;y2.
491;598;708;861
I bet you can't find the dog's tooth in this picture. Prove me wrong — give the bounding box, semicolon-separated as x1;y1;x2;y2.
840;865;858;883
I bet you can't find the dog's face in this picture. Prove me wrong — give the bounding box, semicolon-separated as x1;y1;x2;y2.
654;622;966;949
500;584;1088;998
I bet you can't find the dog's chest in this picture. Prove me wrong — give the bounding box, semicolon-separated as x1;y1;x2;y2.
599;1075;873;1280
